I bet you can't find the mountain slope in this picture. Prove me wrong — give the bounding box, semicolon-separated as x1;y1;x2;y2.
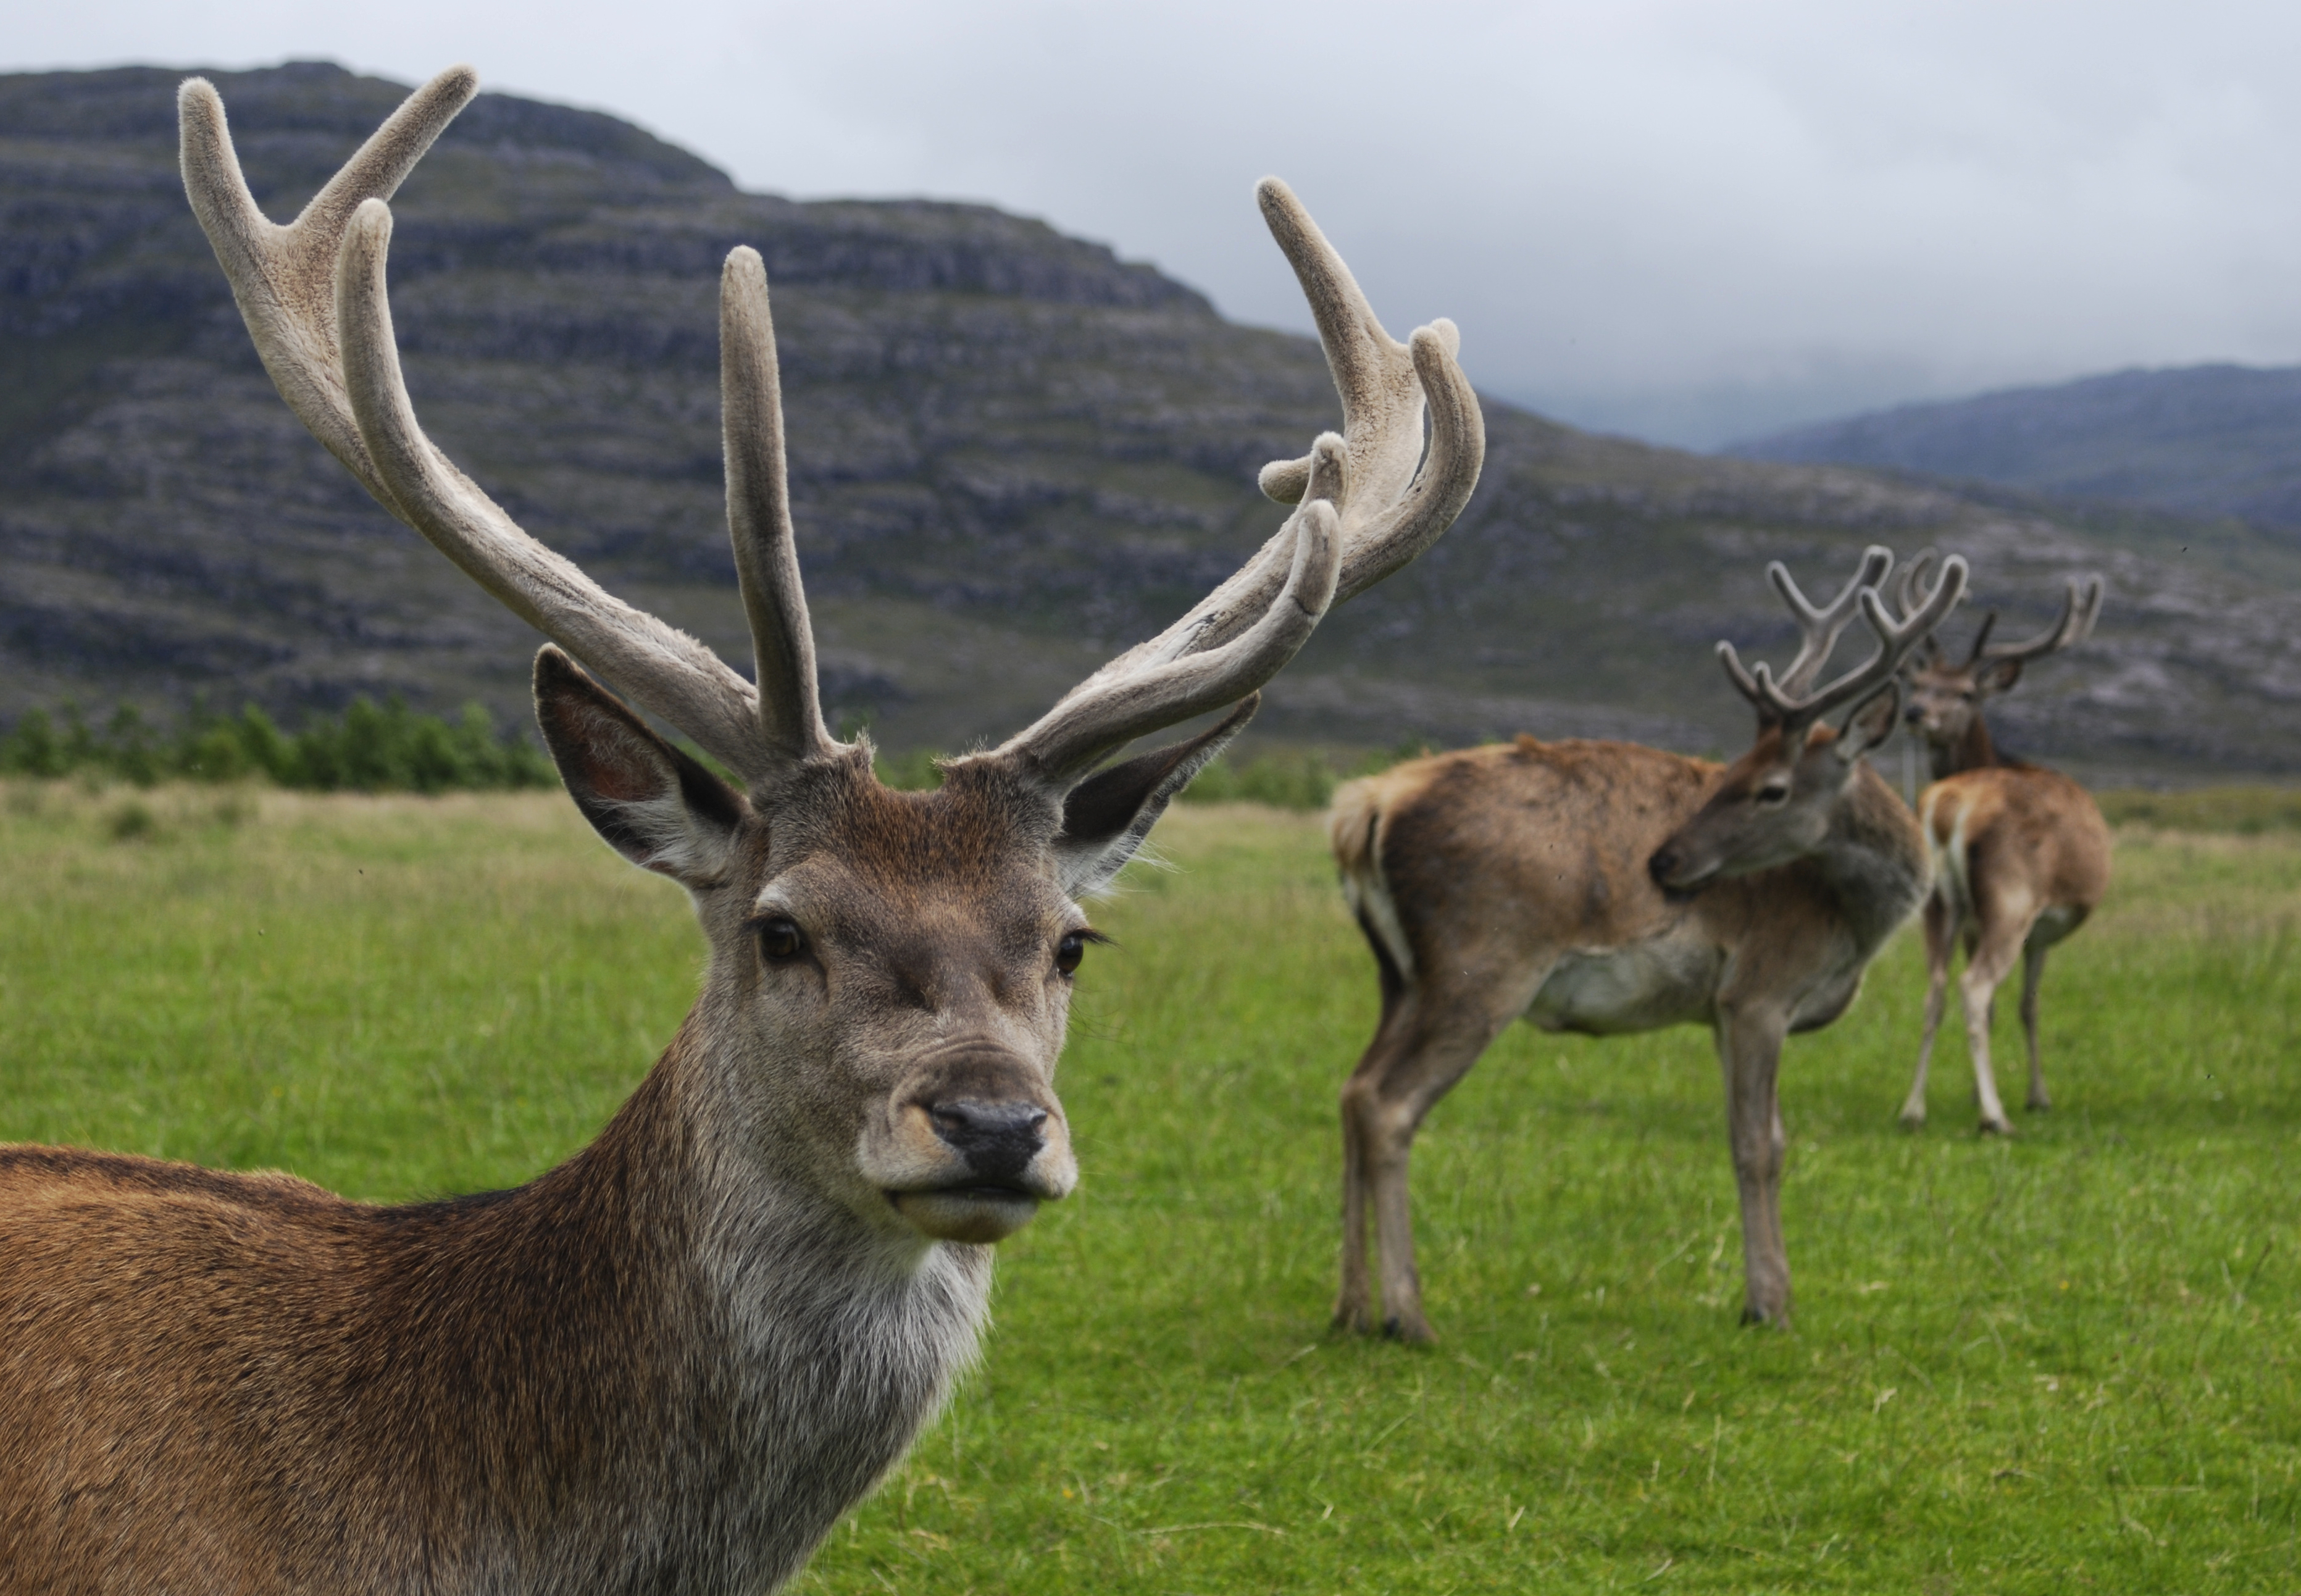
1729;364;2301;541
6;64;2301;778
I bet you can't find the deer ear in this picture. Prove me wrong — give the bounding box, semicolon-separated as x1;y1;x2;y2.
1977;657;2024;696
1051;696;1258;898
1835;681;1901;764
532;646;746;888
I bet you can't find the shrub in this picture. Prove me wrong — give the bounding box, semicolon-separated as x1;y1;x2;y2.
0;698;555;795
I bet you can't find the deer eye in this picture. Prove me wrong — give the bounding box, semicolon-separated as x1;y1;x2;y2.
1054;932;1088;978
1755;782;1791;806
755;916;806;963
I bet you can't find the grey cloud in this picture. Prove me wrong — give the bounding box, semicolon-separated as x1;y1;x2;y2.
11;0;2301;445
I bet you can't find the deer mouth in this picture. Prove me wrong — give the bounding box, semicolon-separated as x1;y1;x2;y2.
886;1182;1048;1245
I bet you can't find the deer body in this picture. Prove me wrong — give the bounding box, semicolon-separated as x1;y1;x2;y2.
0;1059;987;1594
1329;550;1965;1339
1896;572;2110;1132
0;68;1484;1590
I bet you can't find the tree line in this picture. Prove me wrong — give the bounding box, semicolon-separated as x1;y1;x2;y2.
0;700;554;792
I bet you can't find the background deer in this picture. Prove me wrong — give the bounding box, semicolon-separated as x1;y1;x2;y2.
0;69;1482;1594
1327;548;1964;1339
1894;564;2110;1132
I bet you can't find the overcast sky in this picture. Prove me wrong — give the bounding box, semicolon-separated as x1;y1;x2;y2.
16;1;2301;446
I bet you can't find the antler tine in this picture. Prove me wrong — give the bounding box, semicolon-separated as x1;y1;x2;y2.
1000;496;1343;782
179;69;476;501
720;248;838;763
1959;610;2000;668
1768;545;1892;695
984;182;1482;784
185;71;780;784
1097;183;1484;681
1252;180;1485;603
1886;548;1936;620
1788;556;1969;730
1979;574;2104;667
335;203;772;777
1719;552;1969;730
1884;549;1946;666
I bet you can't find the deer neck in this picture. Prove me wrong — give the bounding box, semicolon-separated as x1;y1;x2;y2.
376;1012;992;1590
1809;766;1931;954
1929;714;1998;780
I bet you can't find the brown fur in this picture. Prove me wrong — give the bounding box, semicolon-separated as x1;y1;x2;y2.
1332;714;1927;1340
0;1071;701;1591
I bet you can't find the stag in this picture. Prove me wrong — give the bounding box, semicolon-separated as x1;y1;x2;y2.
1327;548;1964;1338
1893;562;2110;1132
0;69;1482;1592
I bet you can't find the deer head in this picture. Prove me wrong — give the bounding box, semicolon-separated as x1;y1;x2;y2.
1896;553;2103;762
1649;546;1967;893
180;67;1484;1249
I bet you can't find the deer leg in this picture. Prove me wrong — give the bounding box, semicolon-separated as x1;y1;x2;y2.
1901;890;1956;1128
1335;964;1424;1334
1335;1067;1377;1334
2021;940;2051;1111
1353;1000;1516;1345
1959;925;2024;1135
1716;1003;1792;1327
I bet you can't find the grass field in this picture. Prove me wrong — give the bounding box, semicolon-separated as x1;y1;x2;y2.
2;781;2299;1592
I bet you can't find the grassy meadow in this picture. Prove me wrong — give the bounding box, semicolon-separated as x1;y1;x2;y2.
2;780;2298;1592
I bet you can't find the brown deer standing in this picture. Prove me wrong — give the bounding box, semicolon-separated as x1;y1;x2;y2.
1327;548;1965;1339
1894;563;2110;1132
0;69;1483;1593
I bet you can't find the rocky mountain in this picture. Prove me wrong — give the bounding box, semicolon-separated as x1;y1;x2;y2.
7;63;2301;779
1729;364;2301;541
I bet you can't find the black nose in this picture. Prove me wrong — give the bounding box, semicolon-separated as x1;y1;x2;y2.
1647;848;1678;887
927;1099;1048;1184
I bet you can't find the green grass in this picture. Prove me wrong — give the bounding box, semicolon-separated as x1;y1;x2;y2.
2098;785;2301;835
4;783;2299;1590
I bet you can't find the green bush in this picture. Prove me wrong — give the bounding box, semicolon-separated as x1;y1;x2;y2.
0;699;554;794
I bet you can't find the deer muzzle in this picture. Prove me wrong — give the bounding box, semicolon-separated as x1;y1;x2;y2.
864;1050;1077;1245
1647;840;1715;899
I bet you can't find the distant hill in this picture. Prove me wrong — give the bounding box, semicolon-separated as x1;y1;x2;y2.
1729;364;2301;540
8;64;2301;779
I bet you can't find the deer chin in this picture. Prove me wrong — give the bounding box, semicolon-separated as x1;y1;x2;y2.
887;1185;1045;1244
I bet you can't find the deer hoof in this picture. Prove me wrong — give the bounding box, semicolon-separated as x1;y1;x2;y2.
1978;1115;2015;1137
1380;1313;1437;1346
1739;1302;1790;1330
1331;1299;1373;1336
1898;1105;1927;1130
2026;1095;2052;1113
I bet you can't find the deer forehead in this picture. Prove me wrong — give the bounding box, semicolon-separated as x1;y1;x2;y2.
755;779;1080;944
1908;665;1976;696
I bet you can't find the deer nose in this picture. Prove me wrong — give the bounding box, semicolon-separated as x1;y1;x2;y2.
1903;701;1924;724
927;1099;1048;1184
